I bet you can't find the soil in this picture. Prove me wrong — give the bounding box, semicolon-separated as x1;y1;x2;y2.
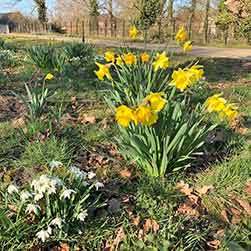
0;95;25;122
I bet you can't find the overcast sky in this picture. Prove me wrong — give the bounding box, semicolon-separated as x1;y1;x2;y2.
1;0;55;16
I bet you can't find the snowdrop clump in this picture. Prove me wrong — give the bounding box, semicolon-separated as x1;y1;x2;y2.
3;164;104;243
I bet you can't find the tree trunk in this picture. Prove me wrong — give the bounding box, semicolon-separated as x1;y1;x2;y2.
167;0;174;39
203;0;210;44
187;0;196;40
158;0;164;43
108;0;113;36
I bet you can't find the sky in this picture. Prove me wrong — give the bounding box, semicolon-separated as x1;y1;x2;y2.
1;0;55;17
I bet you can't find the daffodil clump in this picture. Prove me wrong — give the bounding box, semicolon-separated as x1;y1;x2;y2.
115;92;167;127
205;93;238;122
2;163;104;244
175;27;193;53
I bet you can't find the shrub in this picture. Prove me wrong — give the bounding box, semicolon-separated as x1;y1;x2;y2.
0;166;104;249
0;49;17;69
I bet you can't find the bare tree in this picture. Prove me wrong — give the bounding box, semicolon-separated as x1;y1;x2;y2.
187;0;197;39
203;0;210;43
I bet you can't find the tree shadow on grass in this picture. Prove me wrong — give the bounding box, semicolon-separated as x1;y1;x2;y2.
199;57;251;83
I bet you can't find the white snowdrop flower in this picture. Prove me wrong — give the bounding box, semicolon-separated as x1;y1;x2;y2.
87;171;96;180
49;160;63;169
82;181;89;187
70;166;87;179
25;204;41;215
94;182;104;191
20;191;32;201
50;217;62;228
60;189;76;199
36;229;50;242
32;175;60;195
78;210;88;222
7;184;19;194
34;193;44;202
47;226;52;235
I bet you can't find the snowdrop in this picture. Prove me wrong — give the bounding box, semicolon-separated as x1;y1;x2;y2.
25;204;41;215
7;184;19;194
20;191;32;201
78;210;88;222
60;189;76;199
49;160;63;169
94;182;104;191
36;229;50;242
34;193;44;201
88;171;96;180
50;217;62;228
70;165;87;180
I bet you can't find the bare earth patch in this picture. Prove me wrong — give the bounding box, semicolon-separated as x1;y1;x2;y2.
0;95;25;122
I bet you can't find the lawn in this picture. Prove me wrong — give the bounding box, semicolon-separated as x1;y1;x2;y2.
0;35;250;251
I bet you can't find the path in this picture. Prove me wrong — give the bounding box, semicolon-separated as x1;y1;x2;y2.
2;33;251;60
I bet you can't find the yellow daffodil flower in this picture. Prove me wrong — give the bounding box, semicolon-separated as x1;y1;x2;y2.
94;62;112;81
122;52;137;65
129;25;139;39
116;56;124;66
141;52;150;63
152;52;169;71
219;104;238;121
45;73;54;80
175;27;187;42
187;65;204;85
170;68;191;92
144;92;167;112
104;51;115;63
135;105;158;126
183;41;192;53
205;94;227;113
115;105;135;127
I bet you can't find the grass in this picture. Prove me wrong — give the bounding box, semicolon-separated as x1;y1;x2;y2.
0;35;250;250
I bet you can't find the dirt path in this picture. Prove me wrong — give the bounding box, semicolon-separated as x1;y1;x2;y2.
2;33;251;60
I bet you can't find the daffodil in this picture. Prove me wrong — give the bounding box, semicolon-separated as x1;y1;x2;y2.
115;105;135;127
205;94;227;113
94;62;112;81
135;105;158;126
141;52;150;63
187;65;204;85
170;68;191;91
219;104;238;121
104;51;115;63
144;92;167;112
122;52;137;65
129;25;139;39
45;73;54;80
152;52;169;71
116;56;124;66
175;27;187;42
183;41;192;53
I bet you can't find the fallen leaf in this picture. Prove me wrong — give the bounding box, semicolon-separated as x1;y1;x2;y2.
151;219;160;232
119;169;132;178
176;180;193;196
138;229;146;241
235;198;251;216
245;179;251;196
238;127;248;135
11;117;26;128
59;243;70;251
143;219;152;233
231;215;242;224
177;203;201;218
220;209;229;223
78;113;96;124
132;216;140;226
111;227;125;251
196;185;213;196
207;239;221;249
